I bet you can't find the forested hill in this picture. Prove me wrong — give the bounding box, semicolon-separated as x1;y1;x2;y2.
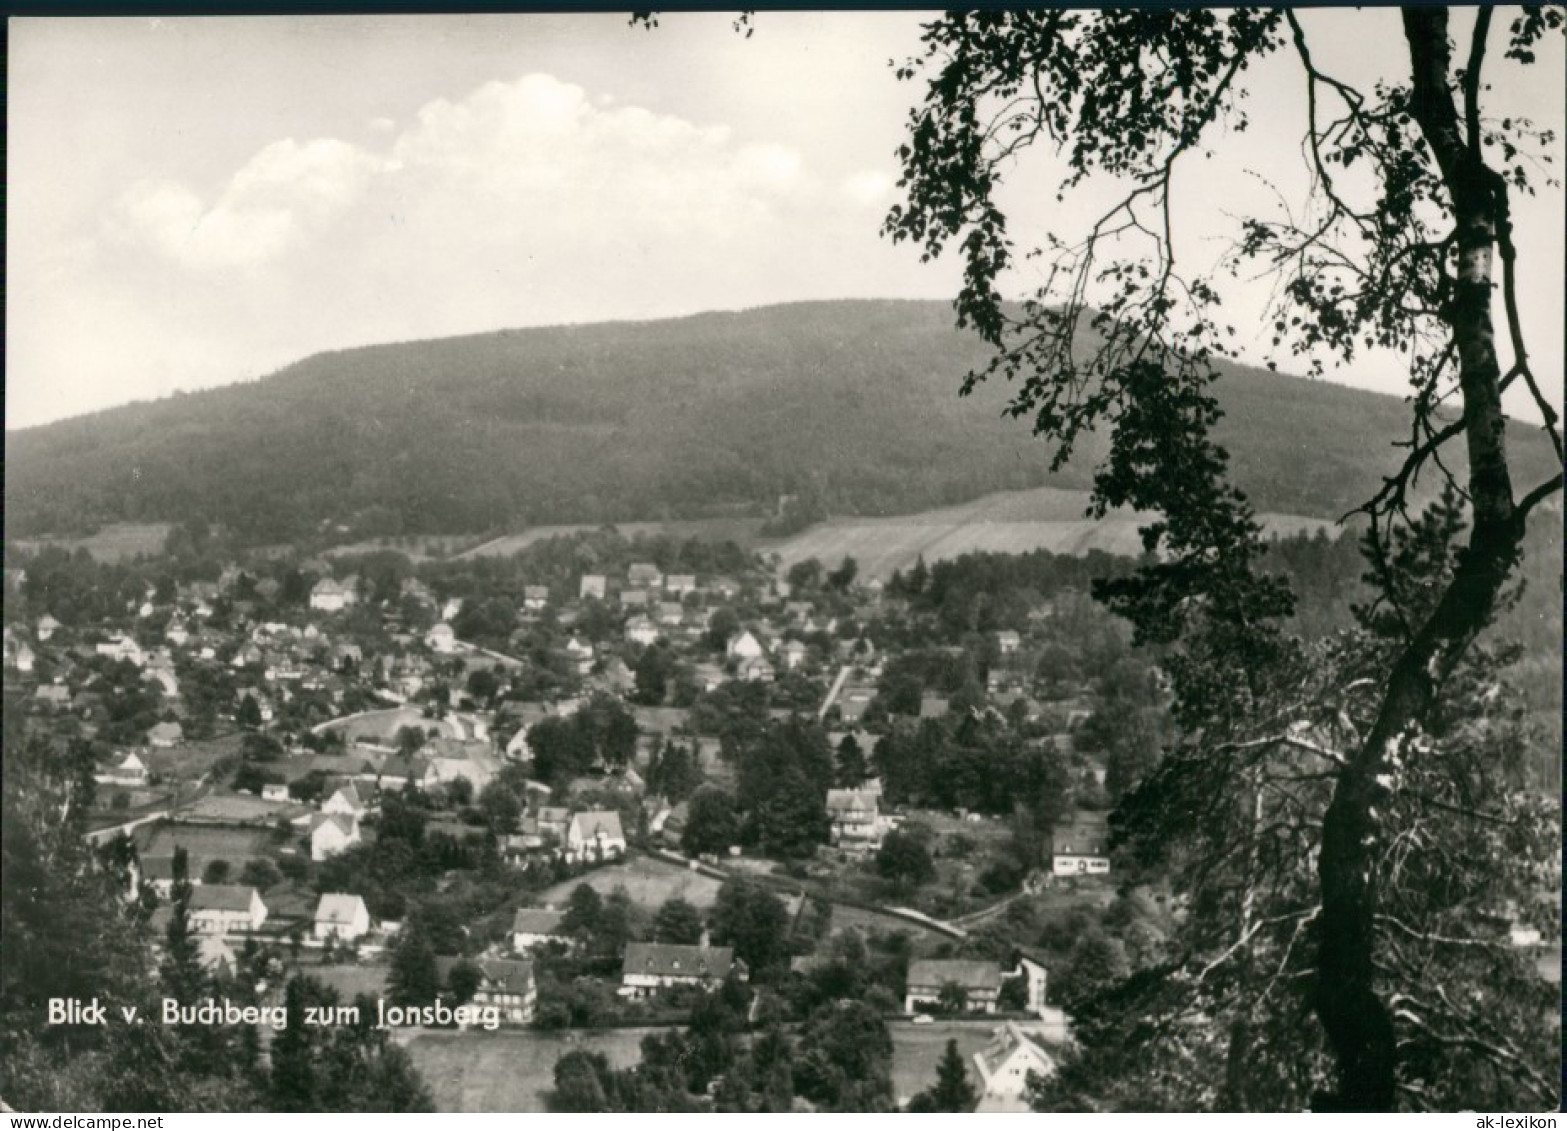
7;300;1558;544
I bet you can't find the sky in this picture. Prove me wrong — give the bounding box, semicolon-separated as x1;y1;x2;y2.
7;11;1564;431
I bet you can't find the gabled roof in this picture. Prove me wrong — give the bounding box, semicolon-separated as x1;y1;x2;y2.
314;892;368;926
190;884;260;913
378;755;432;780
569;809;625;842
907;958;1002;992
311;813;358;838
976;1022;1057;1079
1051;813;1110;856
328;782;363;806
622;942;735;980
826;789;878;814
436;956;535;995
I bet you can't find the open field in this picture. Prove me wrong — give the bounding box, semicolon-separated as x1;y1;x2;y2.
136;823;275;869
407;1027;654;1112
764;487;1331;581
538;855;727;910
324;534;489;562
9;522;173;562
142;732;245;782
318;706;460;743
457;517;765;560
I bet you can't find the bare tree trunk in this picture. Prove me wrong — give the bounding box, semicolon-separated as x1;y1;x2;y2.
1313;6;1526;1110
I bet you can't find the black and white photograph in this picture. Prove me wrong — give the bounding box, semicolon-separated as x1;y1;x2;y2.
3;6;1562;1116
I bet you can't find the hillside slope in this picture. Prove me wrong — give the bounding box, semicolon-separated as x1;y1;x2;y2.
763;487;1334;581
7;300;1557;543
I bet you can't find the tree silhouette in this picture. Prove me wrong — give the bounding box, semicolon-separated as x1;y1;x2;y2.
880;8;1562;1111
908;1039;979;1113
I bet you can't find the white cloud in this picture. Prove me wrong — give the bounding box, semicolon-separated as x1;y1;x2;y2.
110;73;818;269
110;137;389;269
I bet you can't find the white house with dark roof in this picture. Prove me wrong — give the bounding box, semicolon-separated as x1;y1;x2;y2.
565;810;626;862
96;751;150;788
1050;814;1111;876
904;959;1004;1015
826;788;883;853
627;563;663;589
309;578;357;612
511;908;570;951
189;885;268;935
310;813;361;861
313;892;371;941
435;956;536;1025
620;943;741;998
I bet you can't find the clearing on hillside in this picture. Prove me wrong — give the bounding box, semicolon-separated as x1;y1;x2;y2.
765;487;1330;581
9;522;173;563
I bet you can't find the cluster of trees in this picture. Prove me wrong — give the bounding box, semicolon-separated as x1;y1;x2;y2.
522;694;638;791
873;714;1072;826
888;549;1138;636
552;984;897;1112
528;878;793;1028
677;720;835;861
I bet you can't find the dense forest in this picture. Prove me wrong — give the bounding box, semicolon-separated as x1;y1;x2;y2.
9;301;1559;543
